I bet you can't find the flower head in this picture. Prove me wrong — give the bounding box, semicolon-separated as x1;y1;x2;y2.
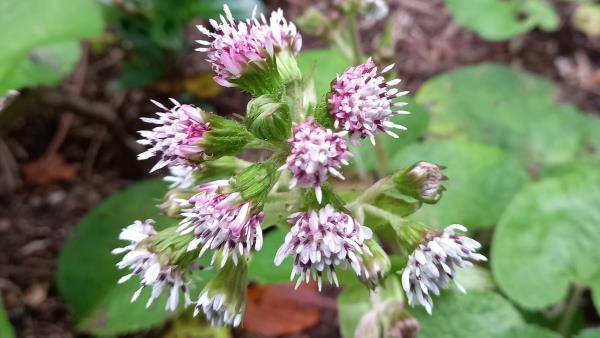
282;118;351;203
138;99;211;172
112;219;192;311
401;224;487;314
164;164;197;189
194;260;248;327
358;239;391;289
178;180;263;266
196;5;301;87
328;58;408;145
274;205;373;291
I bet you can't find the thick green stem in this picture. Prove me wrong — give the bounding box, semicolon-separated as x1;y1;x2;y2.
558;284;585;337
362;204;405;227
347;176;393;209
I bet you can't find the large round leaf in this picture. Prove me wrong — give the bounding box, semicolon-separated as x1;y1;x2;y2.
247;229;293;284
492;169;600;310
415;64;586;168
394;141;528;229
443;0;558;40
413;291;523;338
57;180;182;336
577;329;600;338
297;49;347;99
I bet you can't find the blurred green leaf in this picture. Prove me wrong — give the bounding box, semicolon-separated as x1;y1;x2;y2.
495;324;562;338
394;141;528;229
248;229;293;284
443;0;558;40
576;329;600;338
0;0;103;94
353;96;429;173
189;0;264;19
337;281;373;338
414;291;531;338
491;169;600;310
454;266;496;292
0;298;14;338
56;180;196;336
416;64;586;168
297;49;348;99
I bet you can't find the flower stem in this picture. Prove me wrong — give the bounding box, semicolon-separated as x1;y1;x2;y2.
558;284;585;337
347;176;392;209
347;13;364;65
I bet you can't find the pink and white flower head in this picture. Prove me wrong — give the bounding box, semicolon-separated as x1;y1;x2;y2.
282;118;351;204
112;219;192;311
138;99;210;172
196;5;302;87
328;58;409;145
178;180;264;266
401;224;487;314
274;205;373;291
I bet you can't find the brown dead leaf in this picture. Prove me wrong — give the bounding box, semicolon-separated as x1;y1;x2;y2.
22;154;76;186
243;283;332;337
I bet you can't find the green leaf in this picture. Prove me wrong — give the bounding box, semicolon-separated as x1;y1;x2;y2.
576;329;600;338
352;96;429;173
495;325;562;338
248;229;292;284
189;0;264;19
1;42;81;93
297;49;348;99
56;180;191;336
0;298;14;338
394;141;528;229
0;0;103;94
415;64;586;168
413;291;524;338
337;282;372;338
443;0;558;40
491;169;600;310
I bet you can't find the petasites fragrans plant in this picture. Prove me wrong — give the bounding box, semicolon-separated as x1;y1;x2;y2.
112;5;486;327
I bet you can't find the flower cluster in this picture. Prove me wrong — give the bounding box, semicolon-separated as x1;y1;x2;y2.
401;224;487;314
281;118;351;203
112;220;191;311
329;58;408;145
274;205;372;290
138;99;210;172
196;5;301;87
178;180;264;266
113;4;487;329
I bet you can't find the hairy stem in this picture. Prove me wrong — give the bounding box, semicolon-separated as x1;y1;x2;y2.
347;176;393;209
558;284;585;336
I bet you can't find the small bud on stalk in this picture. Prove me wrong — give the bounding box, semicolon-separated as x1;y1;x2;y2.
358;239;391;289
394;161;446;204
194;260;248;327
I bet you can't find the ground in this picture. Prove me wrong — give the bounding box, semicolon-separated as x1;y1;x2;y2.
1;0;599;337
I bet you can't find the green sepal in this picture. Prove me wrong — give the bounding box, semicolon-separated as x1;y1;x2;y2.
303;183;348;211
231;162;279;204
246;95;292;142
230;58;284;98
147;226;198;268
201;115;250;159
310;95;335;129
276;49;302;84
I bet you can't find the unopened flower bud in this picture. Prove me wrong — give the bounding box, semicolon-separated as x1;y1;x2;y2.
355;300;419;338
159;188;197;217
358;239;391;289
246;96;292;142
194;260;248;327
296;7;330;36
231;162;279;203
393;161;446;204
200;114;252;159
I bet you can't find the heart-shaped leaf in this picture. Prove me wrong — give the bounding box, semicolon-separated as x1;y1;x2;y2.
492;168;600;310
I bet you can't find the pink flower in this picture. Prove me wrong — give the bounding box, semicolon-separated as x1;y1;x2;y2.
138;99;210;172
196;5;301;87
281;118;351;204
178;180;263;266
329;58;409;145
274;205;373;291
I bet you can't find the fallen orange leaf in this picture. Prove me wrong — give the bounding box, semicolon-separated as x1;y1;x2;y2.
243;283;334;337
22;154;76;186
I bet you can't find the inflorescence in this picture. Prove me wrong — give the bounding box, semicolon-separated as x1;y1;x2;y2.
112;4;485;327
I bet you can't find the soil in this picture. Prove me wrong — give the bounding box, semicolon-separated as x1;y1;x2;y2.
1;0;599;337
